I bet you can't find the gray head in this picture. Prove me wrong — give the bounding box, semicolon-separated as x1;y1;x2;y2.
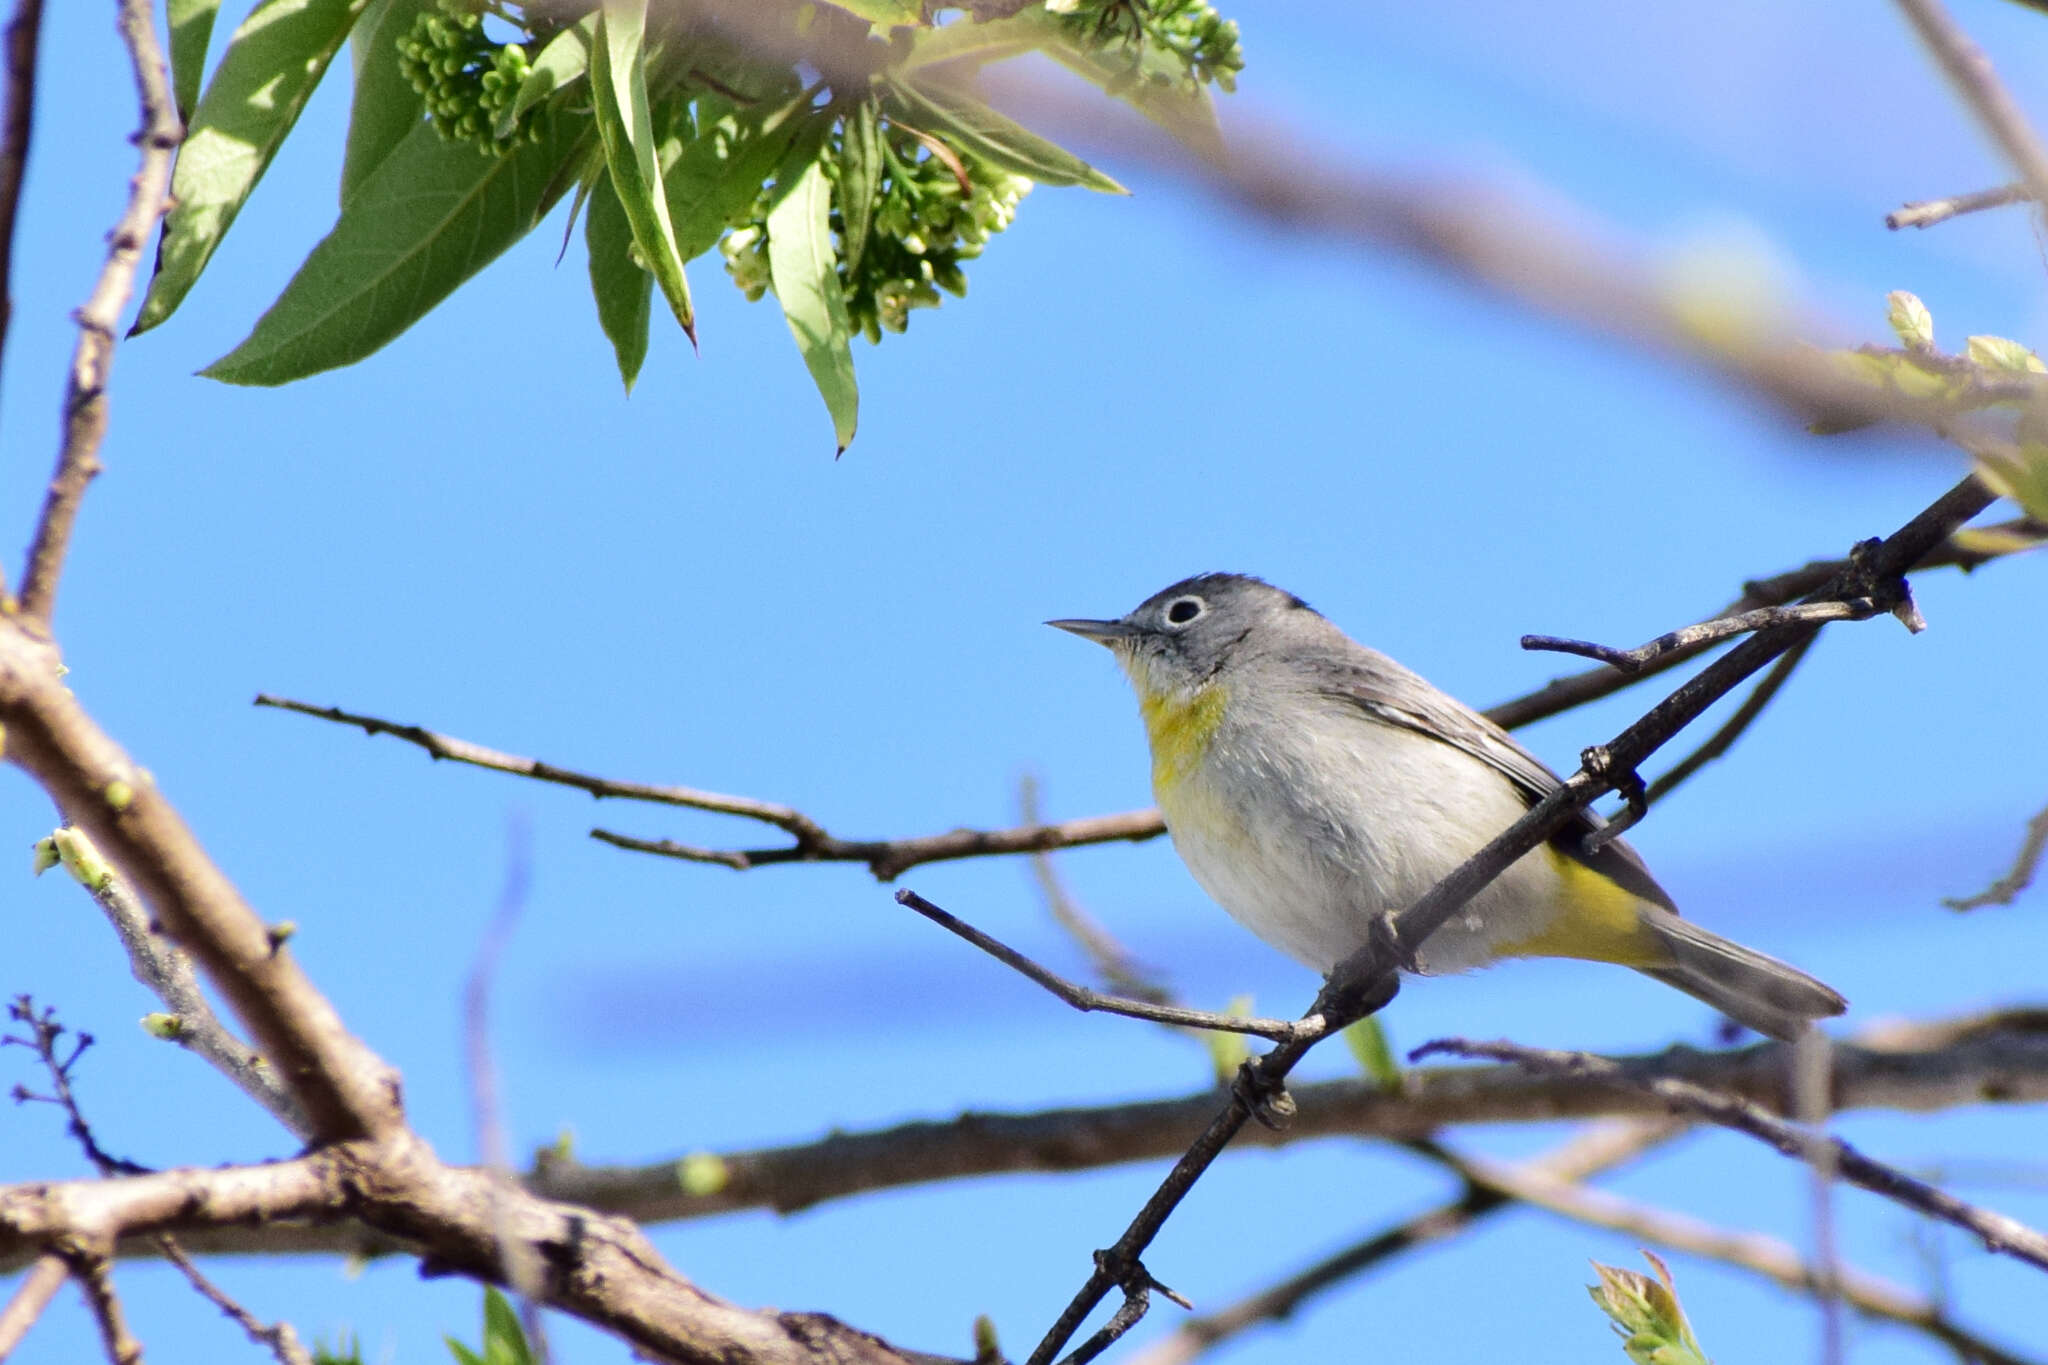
1048;573;1326;697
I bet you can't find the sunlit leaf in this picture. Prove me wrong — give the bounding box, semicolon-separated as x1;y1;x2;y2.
586;171;651;392
1966;333;2046;374
1342;1016;1400;1092
341;0;429;203
883;74;1125;193
1885;289;1934;351
1976;442;2048;521
590;0;694;339
136;0;375;335
766;140;858;453
497;13;595;141
481;1287;536;1365
1587;1252;1710;1365
202;115;591;384
168;0;223;121
662;93;812;263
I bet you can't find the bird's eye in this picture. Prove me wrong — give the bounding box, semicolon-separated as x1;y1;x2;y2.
1165;597;1204;625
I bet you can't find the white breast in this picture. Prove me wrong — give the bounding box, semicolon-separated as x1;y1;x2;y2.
1158;694;1568;976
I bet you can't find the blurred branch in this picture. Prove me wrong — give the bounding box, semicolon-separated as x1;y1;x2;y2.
1944;800;2048;910
1124;1119;1687;1365
1447;1139;2042;1365
68;1248;139;1365
1887;182;2030;230
15;0;178;626
69;1010;2047;1268
0;1253;65;1359
1413;1036;2048;1274
0;0;44;412
262;513;2042;880
1018;774;1173;1006
1892;0;2048;215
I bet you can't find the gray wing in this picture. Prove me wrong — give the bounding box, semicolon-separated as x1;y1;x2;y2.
1314;647;1679;913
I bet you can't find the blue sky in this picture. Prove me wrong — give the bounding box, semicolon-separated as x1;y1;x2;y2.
6;1;2048;1363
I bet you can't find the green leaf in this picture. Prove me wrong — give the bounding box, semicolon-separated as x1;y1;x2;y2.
883;75;1125;193
586;171;651;392
202;114;591;385
1966;333;2046;374
837;97;882;274
136;0;376;335
1341;1016;1400;1092
497;13;595;141
1588;1252;1711;1365
897;13;1040;70
443;1340;485;1365
168;0;223;121
1885;289;1934;350
480;1287;535;1365
766;141;858;454
341;0;428;203
1199;995;1253;1085
590;0;694;340
662;93;812;262
1977;441;2048;521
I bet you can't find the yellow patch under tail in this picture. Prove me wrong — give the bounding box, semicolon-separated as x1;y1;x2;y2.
1138;681;1229;795
1494;848;1666;966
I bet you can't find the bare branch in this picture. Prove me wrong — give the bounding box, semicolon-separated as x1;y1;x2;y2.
894;890;1320;1042
1644;634;1814;805
6;1011;2040;1269
37;833;307;1136
0;0;45;413
1892;0;2048;215
1521;599;1886;674
15;0;180;624
0;1253;65;1360
1887;182;2030;230
1018;774;1174;1006
67;1249;140;1365
1125;1119;1687;1365
155;1240;312;1365
1413;1036;2048;1274
1945;800;2048;910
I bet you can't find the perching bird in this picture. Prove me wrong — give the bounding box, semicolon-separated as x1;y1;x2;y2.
1050;572;1846;1041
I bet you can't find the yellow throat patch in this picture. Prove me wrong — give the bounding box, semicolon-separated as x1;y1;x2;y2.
1137;680;1228;795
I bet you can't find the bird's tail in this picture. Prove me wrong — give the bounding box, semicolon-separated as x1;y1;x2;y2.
1635;909;1846;1042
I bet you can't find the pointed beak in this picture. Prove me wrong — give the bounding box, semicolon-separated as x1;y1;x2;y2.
1047;616;1140;646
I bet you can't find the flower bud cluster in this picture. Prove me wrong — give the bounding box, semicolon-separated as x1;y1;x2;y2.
1052;0;1243;93
396;0;543;151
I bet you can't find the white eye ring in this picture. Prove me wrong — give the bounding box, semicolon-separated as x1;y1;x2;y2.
1164;596;1205;626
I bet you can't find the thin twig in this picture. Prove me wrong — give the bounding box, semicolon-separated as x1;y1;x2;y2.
0;0;44;431
1887;182;2030;230
155;1239;312;1365
1944;800;2048;910
1125;1119;1686;1365
39;833;307;1136
1018;774;1174;1007
1643;634;1814;805
15;0;179;625
1521;600;1882;674
67;1249;140;1365
1893;0;2048;216
0;1253;65;1361
1412;1037;2048;1274
895;890;1320;1042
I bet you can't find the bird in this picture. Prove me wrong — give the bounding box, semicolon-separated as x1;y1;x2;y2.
1049;572;1846;1041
